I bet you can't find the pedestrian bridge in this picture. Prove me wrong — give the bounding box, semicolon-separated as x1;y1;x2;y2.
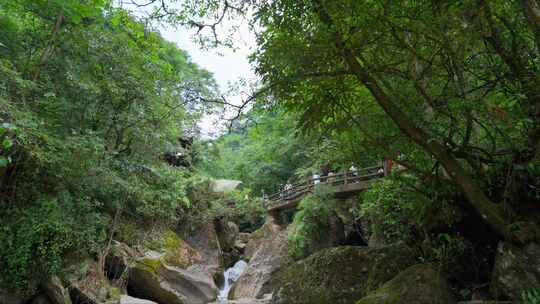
265;165;385;212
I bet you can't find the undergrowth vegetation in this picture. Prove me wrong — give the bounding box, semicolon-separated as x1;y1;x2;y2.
288;186;337;260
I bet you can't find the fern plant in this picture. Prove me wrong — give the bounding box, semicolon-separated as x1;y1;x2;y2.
523;288;540;304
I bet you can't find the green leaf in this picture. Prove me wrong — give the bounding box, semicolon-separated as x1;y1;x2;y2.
2;138;13;149
0;156;8;167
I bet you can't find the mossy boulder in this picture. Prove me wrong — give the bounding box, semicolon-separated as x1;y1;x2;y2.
127;230;218;304
143;230;202;269
129;252;218;304
490;241;540;300
42;276;71;304
61;258;119;304
272;244;416;304
355;264;456;304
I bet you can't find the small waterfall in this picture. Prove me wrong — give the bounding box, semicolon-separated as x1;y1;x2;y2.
218;260;248;302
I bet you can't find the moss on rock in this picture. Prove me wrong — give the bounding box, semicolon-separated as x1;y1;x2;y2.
355;263;456;304
143;230;201;269
273;244;416;304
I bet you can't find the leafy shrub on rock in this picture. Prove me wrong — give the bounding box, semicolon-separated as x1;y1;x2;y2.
359;177;459;245
287;186;339;260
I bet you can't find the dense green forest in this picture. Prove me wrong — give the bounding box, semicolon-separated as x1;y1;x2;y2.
1;1;540;304
0;0;221;289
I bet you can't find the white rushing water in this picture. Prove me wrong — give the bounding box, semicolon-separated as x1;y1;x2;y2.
217;260;248;303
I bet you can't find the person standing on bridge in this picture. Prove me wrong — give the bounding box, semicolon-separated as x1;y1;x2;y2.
327;171;335;183
312;173;320;185
284;182;292;197
349;163;358;176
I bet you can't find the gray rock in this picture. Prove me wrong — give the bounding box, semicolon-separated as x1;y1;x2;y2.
178;221;221;279
356;263;456;304
211;180;242;193
230;217;290;300
216;220;240;252
63;259;118;304
490;241;540;300
129;260;218;304
119;295;157;304
127;229;219;304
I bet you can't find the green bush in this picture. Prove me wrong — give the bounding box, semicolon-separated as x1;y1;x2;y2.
523;288;540;304
359;177;459;245
359;178;426;244
204;187;265;231
0;4;219;290
0;193;107;291
287;186;336;260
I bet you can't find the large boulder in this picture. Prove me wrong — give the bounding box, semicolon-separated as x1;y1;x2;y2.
355;264;456;304
229;217;290;300
177;220;221;280
272;244;416;304
43;277;71;304
243;216;282;260
129;253;217;304
63;259;121;304
216;220;240;252
292;211;345;259
211;180;242;193
216;220;241;268
127;230;218;304
490;241;540;300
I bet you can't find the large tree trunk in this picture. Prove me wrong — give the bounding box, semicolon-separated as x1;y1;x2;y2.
312;0;516;242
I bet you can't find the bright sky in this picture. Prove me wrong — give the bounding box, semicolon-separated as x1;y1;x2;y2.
159;23;257;138
123;1;258;137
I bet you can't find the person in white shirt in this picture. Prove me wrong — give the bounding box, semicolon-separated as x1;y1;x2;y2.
313;173;320;185
349;164;358;176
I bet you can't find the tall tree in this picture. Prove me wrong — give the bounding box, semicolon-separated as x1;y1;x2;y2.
249;0;540;242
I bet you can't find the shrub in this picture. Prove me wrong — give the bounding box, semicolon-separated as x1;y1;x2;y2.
205;187;265;231
359;176;458;245
0;193;107;291
287;186;336;260
359;178;426;244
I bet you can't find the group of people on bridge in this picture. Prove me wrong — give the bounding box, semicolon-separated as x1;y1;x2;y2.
269;158;401;202
277;162;363;199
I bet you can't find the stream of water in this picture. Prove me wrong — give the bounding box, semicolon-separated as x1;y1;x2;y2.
217;260;248;303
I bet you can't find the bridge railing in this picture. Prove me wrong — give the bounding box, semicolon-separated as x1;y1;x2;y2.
266;165;384;203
